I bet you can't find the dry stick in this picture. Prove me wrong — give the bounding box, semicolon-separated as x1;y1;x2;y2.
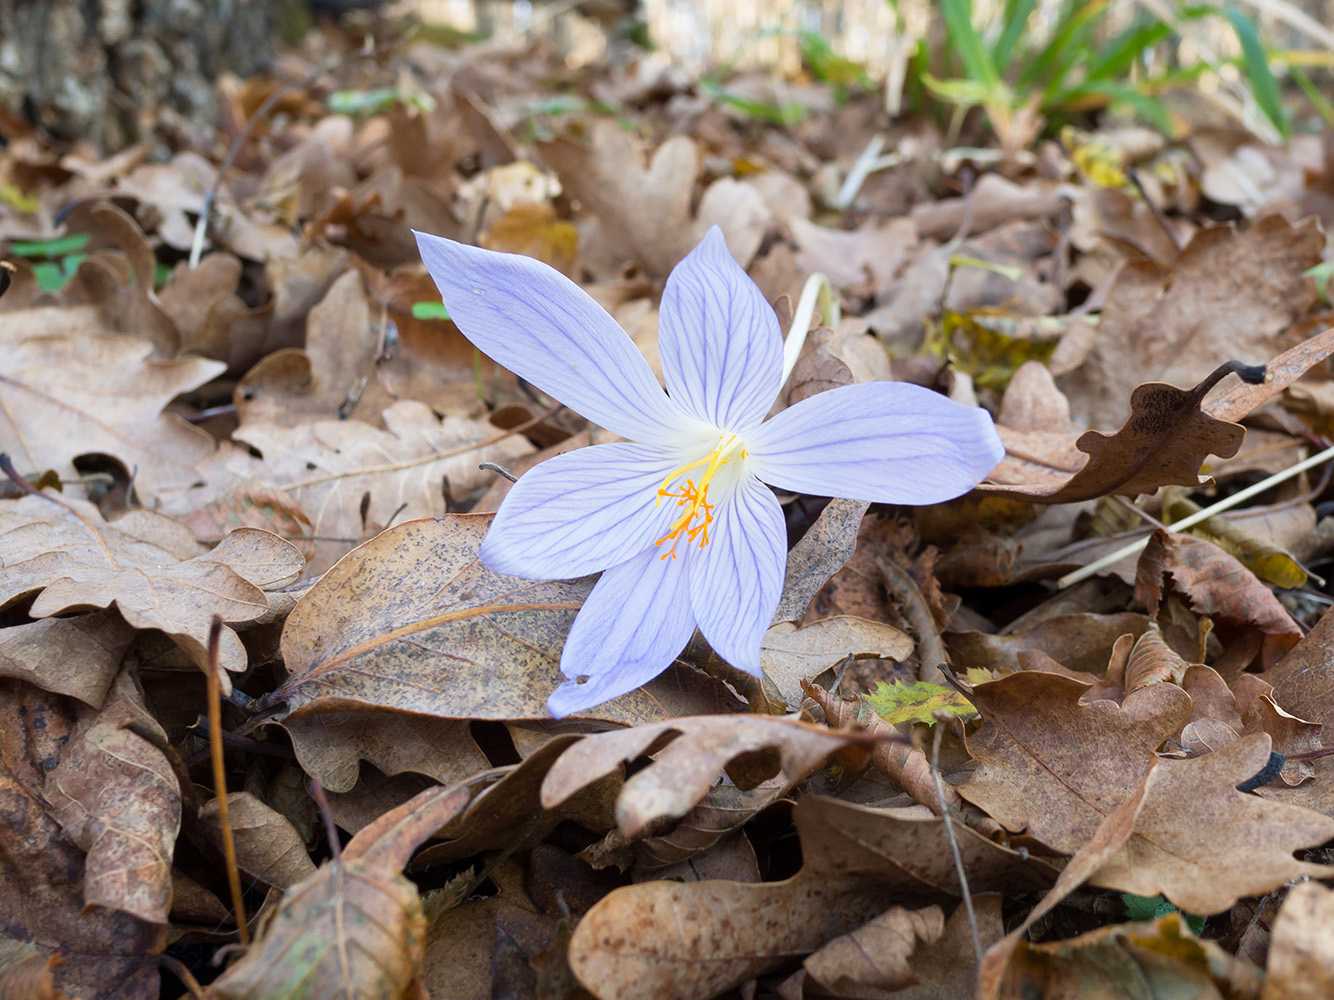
308;777;343;863
159;955;208;1000
206;616;250;946
1057;441;1334;589
1128;170;1181;254
188;42;393;268
931;713;983;968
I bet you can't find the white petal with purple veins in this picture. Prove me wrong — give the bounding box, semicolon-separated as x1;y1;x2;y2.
747;382;1005;504
415;231;698;446
687;474;786;677
657;226;783;432
548;547;697;717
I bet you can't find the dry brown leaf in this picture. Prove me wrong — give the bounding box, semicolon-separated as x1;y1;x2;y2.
567;794;1052;1000
42;670;180;925
774;498;870;623
1061;215;1323;429
0;495;303;677
206;781;474;1000
0;611;134;708
1001;912;1263;999
801;904;945;995
1235;673;1323;786
982;362;1249;503
1123;623;1190;693
0;322;222;501
279;711;490;794
762;616;912;709
0;955;68;1000
632;778;785;876
946;612;1150;676
0;679;163;998
1136;529;1301;660
539;714;865;838
1088;734;1334;913
199;792;317;891
537;120;767;278
883;895;1006;1000
957;670;1191;853
169;402;532;576
1262;881;1334;1000
275;514;736;725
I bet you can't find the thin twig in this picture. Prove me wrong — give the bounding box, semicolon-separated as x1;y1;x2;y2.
308;777;343;863
479;462;517;483
1058;441;1334;589
206;617;250;945
159;955;208;999
931;713;983;967
1128;170;1181;254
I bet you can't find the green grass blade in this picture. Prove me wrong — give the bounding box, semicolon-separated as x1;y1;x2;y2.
1224;5;1290;139
940;0;999;87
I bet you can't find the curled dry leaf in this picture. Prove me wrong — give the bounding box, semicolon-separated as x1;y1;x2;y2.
957;671;1191;853
761;616;912;709
773;497;870;623
539;714;867;838
1123;623;1189;694
1135;530;1301;659
0;322;222;501
42;671;181;925
1088;734;1334;914
632;777;785;876
1262;881;1334;1000
946;611;1150;676
276;514;732;725
169;402;532;576
0;495;303;678
1234;674;1323;786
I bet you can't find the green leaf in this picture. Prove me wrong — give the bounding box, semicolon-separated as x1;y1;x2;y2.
1224;5;1290;139
699;80;805;125
864;680;977;726
411;301;451;321
8;233;90;259
939;0;998;87
1122;893;1206;934
328;87;435;116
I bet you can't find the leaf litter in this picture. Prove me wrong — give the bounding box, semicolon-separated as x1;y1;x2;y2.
6;11;1334;1000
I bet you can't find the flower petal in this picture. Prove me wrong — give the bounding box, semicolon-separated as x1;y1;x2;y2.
746;382;1005;504
657;226;783;432
688;474;786;676
480;443;683;580
547;548;697;717
415;231;693;445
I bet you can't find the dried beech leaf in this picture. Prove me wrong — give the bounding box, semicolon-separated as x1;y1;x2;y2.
0;495;303;678
957;671;1190;853
1164;488;1308;588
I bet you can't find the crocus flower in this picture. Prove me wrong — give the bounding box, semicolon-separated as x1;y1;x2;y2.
416;226;1003;717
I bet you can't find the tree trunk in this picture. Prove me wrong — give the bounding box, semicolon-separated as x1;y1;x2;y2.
0;0;278;150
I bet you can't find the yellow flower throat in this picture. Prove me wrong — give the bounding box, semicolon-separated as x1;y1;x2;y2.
654;433;746;559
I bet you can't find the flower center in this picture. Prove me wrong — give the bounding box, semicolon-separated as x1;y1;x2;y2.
653;433;747;559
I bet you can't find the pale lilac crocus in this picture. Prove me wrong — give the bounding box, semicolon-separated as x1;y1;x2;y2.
416;226;1004;717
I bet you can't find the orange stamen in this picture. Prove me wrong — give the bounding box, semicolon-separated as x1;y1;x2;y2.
653;434;745;559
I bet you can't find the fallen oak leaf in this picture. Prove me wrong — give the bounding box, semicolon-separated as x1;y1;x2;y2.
273;514;738;727
0;321;222;501
956;670;1191;853
801;904;945;995
1262;881;1334;1000
1088;734;1334;914
980;359;1262;503
0;493;303;679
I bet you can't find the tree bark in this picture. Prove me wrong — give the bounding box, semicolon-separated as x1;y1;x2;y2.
0;0;278;150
